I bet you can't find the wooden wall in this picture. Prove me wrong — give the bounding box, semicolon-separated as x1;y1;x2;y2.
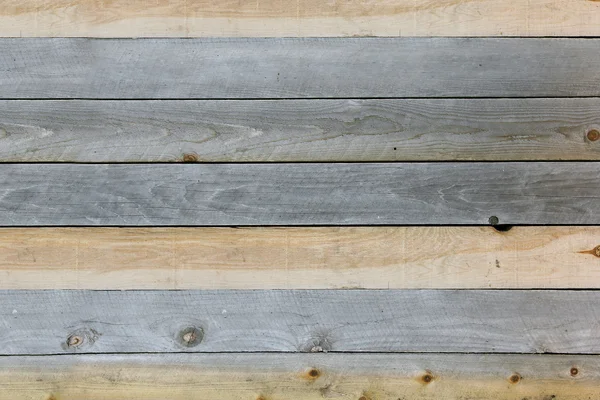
0;2;599;399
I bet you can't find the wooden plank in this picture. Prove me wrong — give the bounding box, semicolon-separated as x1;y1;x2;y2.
1;99;600;162
2;290;600;354
0;163;598;226
0;353;597;400
1;227;599;290
1;0;600;37
2;39;600;99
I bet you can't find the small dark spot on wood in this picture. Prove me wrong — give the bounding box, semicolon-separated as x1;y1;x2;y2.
46;395;58;400
489;216;499;226
496;259;501;268
177;326;204;347
359;396;370;400
309;368;320;378
256;396;267;400
182;153;199;162
588;129;600;141
570;366;579;376
509;373;521;384
302;367;321;380
493;224;513;232
421;372;434;383
393;147;397;150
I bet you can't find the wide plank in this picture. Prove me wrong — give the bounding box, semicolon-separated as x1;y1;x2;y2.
1;0;600;37
2;39;600;99
1;290;600;354
0;353;597;400
1;227;599;289
0;163;598;226
1;99;599;161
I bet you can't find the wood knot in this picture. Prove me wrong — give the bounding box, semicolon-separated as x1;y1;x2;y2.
178;326;203;347
303;367;321;380
595;245;600;258
421;371;434;384
182;153;199;162
570;367;579;376
509;373;521;384
66;334;83;348
63;327;101;350
587;129;600;142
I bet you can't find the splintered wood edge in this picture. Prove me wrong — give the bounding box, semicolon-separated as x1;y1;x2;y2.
0;353;596;400
0;226;598;289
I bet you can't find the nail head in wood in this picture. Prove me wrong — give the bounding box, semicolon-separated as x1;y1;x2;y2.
588;129;600;142
570;367;579;376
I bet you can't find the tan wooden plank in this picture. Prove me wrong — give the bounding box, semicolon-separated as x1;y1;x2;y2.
1;0;600;37
0;353;598;400
1;227;598;289
1;99;600;162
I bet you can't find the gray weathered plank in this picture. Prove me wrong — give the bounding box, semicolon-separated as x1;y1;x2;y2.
1;38;600;98
0;353;597;400
1;99;599;161
0;163;598;225
1;290;600;354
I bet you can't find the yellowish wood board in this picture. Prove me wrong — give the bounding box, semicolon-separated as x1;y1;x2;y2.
1;0;599;37
1;226;598;289
0;354;596;400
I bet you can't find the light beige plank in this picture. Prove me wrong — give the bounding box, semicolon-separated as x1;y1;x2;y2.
1;227;598;289
0;353;598;400
1;0;600;37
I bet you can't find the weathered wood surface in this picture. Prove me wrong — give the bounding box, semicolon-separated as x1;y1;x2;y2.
0;163;598;226
1;0;600;38
2;290;600;354
2;39;600;99
1;227;599;289
1;99;600;161
0;353;597;400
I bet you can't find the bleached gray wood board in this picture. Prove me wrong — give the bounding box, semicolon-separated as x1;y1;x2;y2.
2;290;600;355
0;163;598;225
1;99;600;161
1;38;600;99
1;354;598;400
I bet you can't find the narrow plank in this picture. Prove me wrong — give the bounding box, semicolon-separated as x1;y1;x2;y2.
0;163;598;226
2;39;600;99
1;99;600;161
2;290;600;354
0;353;597;400
2;0;600;37
1;227;599;289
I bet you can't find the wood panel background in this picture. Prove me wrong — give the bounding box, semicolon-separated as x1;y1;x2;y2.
1;2;600;398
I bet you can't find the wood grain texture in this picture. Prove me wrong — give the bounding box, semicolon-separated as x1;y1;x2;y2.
1;227;599;289
1;99;600;161
2;38;600;99
0;353;597;400
0;163;599;226
1;0;600;37
2;290;600;354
